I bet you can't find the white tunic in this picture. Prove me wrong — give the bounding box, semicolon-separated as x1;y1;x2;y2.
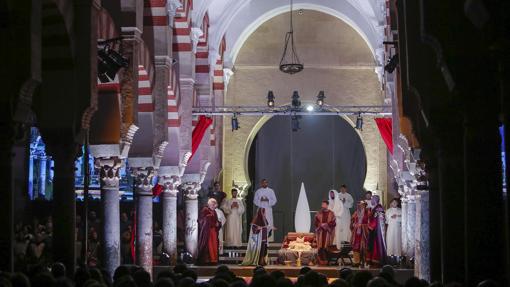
328;190;344;249
336;191;354;244
215;208;227;254
385;207;402;256
221;198;245;246
253;187;277;241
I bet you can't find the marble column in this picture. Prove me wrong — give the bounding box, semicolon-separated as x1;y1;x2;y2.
415;190;430;281
28;155;34;200
131;166;155;275
159;166;181;265
38;156;47;198
95;157;122;279
401;196;408;258
406;195;416;258
181;176;200;259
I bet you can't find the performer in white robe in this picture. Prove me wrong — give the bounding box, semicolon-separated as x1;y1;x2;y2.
221;188;245;246
328;190;344;249
253;179;277;241
336;185;354;244
215;208;227;255
385;198;402;256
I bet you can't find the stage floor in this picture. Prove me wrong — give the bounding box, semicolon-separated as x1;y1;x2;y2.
153;264;414;284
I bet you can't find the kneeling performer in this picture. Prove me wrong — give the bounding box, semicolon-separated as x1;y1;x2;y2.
241;208;270;266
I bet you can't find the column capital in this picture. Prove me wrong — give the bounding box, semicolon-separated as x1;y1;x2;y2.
154;56;173;68
130;165;156;196
181;174;201;200
94;157;122;188
159;166;181;197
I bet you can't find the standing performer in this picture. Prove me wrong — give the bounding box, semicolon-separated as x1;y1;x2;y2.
328;190;343;249
367;195;387;267
253;179;277;241
364;190;373;210
386;198;402;257
315;201;336;265
222;188;245;246
215;207;227;255
208;181;227;207
241;208;270;266
351;201;370;267
196;198;221;265
337;185;354;243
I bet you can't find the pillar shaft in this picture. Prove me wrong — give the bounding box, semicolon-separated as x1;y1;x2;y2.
0;128;14;272
162;192;178;264
39;156;47;197
50;142;78;275
401;198;408;258
96;157;122;279
405;196;416;258
415;190;430;281
185;198;199;258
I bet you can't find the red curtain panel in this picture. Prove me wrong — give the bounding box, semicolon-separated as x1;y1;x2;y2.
191;115;213;160
374;118;394;155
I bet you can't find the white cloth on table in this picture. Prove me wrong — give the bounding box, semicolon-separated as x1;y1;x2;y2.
221;198;245;246
385;207;402;256
254;187;277;241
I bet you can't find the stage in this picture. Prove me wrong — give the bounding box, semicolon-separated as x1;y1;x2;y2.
153;265;414;284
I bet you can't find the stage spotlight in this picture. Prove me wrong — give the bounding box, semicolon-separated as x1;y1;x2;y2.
355;112;363;130
231;114;240;131
306;105;314;112
267;91;275;107
97;44;129;83
291;115;300;132
384;54;399;73
316;91;325;107
291;91;301;109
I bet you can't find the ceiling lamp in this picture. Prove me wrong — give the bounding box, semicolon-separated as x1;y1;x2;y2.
279;0;303;75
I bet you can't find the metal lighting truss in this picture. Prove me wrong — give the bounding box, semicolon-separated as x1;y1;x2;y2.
192;105;392;116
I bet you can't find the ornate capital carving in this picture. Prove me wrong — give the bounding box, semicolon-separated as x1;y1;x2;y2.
223;68;234;87
95;157;122;188
159;166;181;197
180;181;200;200
167;0;182;25
131;167;156;195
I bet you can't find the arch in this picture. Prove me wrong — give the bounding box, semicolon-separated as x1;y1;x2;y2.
241;110;369;190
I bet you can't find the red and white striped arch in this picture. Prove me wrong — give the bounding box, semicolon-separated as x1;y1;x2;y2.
143;0;169;27
167;67;181;127
137;42;155;113
173;0;193;53
195;13;210;84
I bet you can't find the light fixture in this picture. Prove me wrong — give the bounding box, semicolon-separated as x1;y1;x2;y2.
306;105;314;112
279;0;303;74
97;44;129;83
316;91;325;107
267;91;275;107
291;91;301;109
291;115;300;132
355;112;363;130
384;54;399;73
231;114;239;131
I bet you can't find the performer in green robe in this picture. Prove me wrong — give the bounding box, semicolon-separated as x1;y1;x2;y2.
241;208;270;266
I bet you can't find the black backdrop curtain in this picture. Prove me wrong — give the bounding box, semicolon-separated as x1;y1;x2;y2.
248;115;367;242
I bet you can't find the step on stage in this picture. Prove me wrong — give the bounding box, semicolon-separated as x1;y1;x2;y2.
153;265;414;285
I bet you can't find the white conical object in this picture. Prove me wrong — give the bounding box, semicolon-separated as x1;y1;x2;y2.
294;182;311;232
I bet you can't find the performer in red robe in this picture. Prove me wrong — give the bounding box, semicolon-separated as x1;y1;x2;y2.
366;195;387;267
196;198;221;265
314;200;336;265
350;201;370;267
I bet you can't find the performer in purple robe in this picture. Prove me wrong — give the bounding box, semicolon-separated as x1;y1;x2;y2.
196;198;221;265
366;195;387;267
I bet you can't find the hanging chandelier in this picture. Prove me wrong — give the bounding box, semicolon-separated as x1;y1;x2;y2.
279;0;303;74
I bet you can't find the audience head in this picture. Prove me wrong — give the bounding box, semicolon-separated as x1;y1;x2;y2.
51;263;66;279
250;274;275;287
328;279;348;287
209;278;228;287
54;278;74;287
252;266;266;277
338;268;353;281
270;271;285;281
10;273;30;287
299;267;311;276
275;278;293;287
154;278;174;287
113;266;130;283
404;277;425;287
173;264;188;275
114;276;137;287
182;270;197;282
177;277;196;287
367;277;389;287
229;278;247;287
31;272;55;287
350;271;373;287
132;269;151;287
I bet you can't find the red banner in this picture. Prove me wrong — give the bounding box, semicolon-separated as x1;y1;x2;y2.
191;115;213;160
374;118;393;155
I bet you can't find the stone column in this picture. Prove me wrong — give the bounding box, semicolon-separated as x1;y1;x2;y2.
47;140;78;275
130;164;155;275
181;175;201;259
38;156;47;198
28;154;34;200
0;127;15;272
95;157;122;279
406;195;416;259
159;166;181;265
401;196;408;259
415;190;430;281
